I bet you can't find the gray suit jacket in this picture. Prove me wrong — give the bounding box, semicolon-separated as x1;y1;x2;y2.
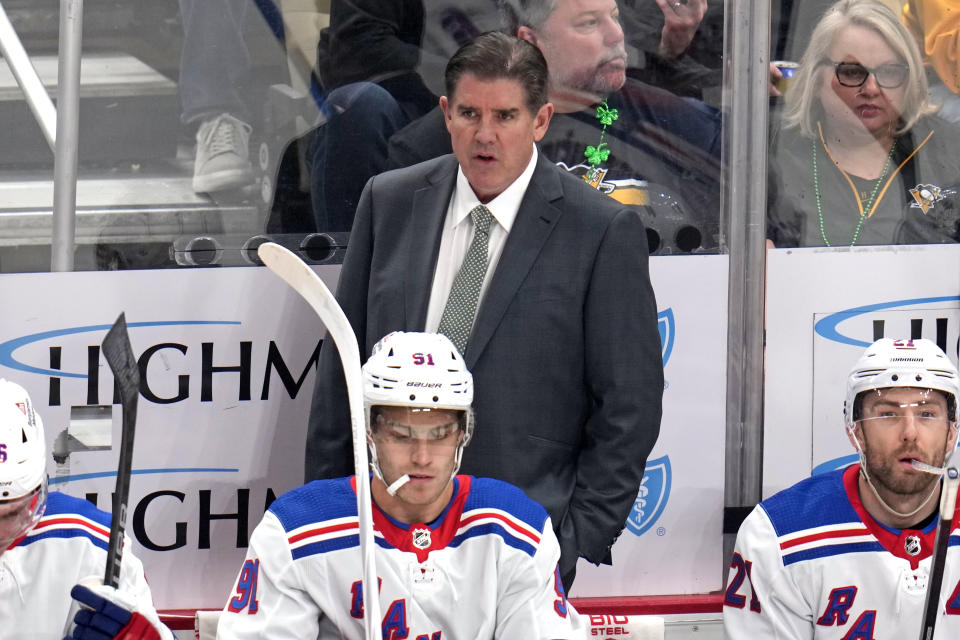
305;152;663;576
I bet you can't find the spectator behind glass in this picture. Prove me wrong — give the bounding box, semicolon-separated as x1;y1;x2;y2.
294;0;723;244
180;0;255;195
768;0;960;248
315;0;436;122
902;0;960;125
387;0;724;254
300;1;506;233
620;0;724;105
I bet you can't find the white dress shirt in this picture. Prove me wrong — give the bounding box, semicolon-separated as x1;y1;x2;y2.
424;145;539;334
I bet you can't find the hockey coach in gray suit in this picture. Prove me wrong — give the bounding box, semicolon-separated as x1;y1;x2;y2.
305;32;663;590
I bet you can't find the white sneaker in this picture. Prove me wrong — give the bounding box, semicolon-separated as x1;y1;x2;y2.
192;113;253;193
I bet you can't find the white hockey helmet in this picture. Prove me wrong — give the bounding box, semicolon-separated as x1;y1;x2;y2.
0;379;48;549
362;332;474;484
843;338;960;429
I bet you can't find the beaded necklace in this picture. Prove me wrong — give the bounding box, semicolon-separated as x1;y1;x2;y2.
812;135;895;247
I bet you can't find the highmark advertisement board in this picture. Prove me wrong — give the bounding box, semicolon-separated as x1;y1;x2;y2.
0;255;727;609
0;266;334;609
571;255;727;598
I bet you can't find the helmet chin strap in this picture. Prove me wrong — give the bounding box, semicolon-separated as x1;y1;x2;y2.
849;425;941;521
861;465;940;521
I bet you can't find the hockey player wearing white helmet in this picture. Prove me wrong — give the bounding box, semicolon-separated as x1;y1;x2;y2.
0;381;48;552
362;330;474;508
0;379;172;640
844;338;959;527
218;331;586;639
724;338;960;639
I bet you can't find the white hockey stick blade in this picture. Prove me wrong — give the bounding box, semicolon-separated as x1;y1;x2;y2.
257;242;381;639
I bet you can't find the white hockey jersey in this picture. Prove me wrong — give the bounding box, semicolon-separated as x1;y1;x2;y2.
724;464;960;639
218;475;585;639
0;490;172;639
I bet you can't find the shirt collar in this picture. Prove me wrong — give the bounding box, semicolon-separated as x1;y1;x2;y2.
452;144;539;233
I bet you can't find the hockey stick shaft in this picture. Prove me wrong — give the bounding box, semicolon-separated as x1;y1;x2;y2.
258;242;381;640
920;465;960;640
100;313;141;588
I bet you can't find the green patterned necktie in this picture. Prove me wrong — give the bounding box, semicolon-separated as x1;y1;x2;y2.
438;204;493;354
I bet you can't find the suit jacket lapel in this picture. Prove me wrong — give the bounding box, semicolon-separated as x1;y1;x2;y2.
466;155;564;366
405;157;458;329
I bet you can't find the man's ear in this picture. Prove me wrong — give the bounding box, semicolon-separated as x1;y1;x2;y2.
517;25;537;46
947;422;959;455
532;102;554;142
439;95;453;133
846;424;864;452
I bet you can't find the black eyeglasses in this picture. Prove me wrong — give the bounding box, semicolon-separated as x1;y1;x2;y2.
831;61;909;89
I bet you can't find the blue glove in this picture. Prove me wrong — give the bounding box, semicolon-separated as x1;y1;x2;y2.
65;583;163;640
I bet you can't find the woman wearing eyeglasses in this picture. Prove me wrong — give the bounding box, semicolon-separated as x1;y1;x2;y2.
767;0;960;247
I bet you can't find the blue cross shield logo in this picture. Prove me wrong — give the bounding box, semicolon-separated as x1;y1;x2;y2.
658;309;675;367
626;455;672;536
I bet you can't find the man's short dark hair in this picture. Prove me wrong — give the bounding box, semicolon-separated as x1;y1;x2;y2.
444;31;549;114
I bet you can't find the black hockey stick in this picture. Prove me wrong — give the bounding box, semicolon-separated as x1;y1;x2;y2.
920;465;960;640
257;242;381;640
100;313;140;588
